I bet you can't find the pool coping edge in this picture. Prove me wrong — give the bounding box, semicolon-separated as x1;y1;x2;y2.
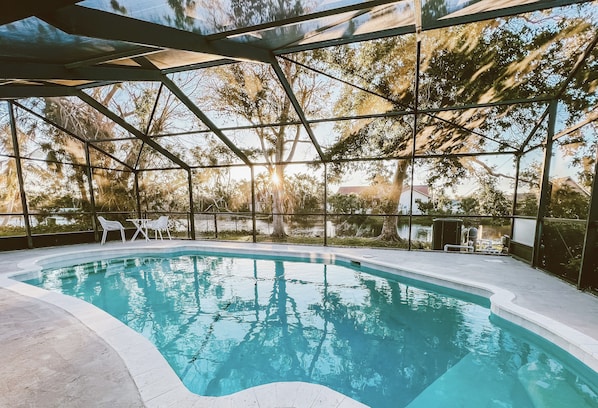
2;241;598;406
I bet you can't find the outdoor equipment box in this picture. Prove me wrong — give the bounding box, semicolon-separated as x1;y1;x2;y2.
432;218;463;250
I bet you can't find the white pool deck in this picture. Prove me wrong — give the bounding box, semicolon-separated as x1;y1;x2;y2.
1;240;597;408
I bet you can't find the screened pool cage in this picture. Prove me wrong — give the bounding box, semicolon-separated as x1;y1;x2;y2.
0;1;597;290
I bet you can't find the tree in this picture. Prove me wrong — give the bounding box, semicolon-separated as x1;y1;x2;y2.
306;7;597;241
0;117;23;226
0;105;58;227
458;197;479;215
192;166;241;213
547;184;590;219
188;0;332;239
286;173;324;227
328;193;363;214
475;176;511;217
39;77;204;217
201;58;326;238
41;89;137;213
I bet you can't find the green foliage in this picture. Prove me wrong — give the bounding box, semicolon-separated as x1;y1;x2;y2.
516;195;539;217
333;215;382;238
540;221;585;283
417;189;458;216
0;225;27;237
414;199;435;215
307;9;597;219
421;0;448;24
476;177;511;217
458;197;479;215
328;193;368;215
555;131;596;206
29;222;91;234
546;185;590;219
424;157;468;189
2;3;597;252
286;173;324;214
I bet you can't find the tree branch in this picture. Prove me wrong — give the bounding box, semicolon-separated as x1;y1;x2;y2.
469;157;515;180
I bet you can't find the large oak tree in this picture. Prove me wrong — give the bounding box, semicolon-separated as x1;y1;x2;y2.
304;7;597;241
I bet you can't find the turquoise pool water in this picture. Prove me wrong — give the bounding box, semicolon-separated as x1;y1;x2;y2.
24;252;598;408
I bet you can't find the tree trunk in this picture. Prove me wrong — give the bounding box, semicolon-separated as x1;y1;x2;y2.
379;214;401;241
377;160;408;241
271;165;286;239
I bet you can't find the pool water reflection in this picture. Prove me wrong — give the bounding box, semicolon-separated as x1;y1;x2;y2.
25;253;598;408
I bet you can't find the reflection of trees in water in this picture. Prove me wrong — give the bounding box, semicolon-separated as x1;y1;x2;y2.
33;256;598;407
142;257;479;405
35;256;494;405
313;276;473;406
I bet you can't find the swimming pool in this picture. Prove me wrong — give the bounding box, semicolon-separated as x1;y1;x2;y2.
21;250;598;408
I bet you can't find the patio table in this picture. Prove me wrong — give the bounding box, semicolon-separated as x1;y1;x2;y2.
127;218;150;241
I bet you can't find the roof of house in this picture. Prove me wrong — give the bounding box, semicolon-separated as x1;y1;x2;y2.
551;176;591;197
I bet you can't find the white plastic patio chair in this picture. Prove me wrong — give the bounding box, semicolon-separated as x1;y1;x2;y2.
97;216;126;245
146;215;172;240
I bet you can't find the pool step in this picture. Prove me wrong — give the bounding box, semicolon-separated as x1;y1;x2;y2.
405;352;525;408
517;361;597;408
